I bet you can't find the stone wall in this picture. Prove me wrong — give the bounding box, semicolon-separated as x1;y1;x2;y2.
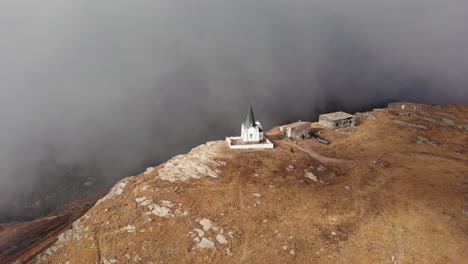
226;137;274;149
280;122;311;138
319;116;355;130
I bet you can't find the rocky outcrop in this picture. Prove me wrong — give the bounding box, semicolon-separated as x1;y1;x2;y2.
393;120;428;130
35;141;229;264
388;102;468;130
156;141;227;182
354;112;376;120
416;136;437;146
95;179;129;205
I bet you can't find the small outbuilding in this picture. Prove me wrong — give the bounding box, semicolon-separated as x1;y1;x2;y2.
279;121;311;138
319;111;355;130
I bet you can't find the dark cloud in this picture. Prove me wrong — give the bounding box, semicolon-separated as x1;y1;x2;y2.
0;1;467;217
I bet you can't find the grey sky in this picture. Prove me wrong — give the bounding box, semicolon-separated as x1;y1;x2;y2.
0;1;467;211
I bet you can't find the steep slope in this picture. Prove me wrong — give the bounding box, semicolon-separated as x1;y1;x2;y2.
23;103;468;263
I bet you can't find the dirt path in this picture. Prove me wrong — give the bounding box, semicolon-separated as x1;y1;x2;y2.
280;139;468;165
280;140;354;164
387;151;468;164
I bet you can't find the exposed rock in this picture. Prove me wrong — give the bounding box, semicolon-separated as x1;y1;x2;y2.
459;124;468;131
174;208;188;216
57;230;72;242
417;136;437;146
356;112;376;120
160;200;173;208
366;114;376;120
123;225;136;233
216;234;228;244
140;199;154;206
305;171;317;182
197;237;215;249
144;167;155;175
393;120;428;130
317;165;326;172
199;218;213;231
462;209;468;217
157;142;226;182
388;110;412;116
194;229;205;237
72;220;83;240
147;203;171;217
135;197;185;218
135;197;147;203
96;179;129;205
441;118;455;126
413;114;437;123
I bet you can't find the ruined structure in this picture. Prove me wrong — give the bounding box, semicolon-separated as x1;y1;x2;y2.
319;111;355;130
279;121;311;138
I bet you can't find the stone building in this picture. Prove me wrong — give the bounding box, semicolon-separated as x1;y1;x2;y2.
279;121;311;138
319;111;355;130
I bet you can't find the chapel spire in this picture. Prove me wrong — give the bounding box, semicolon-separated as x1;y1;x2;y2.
243;105;256;128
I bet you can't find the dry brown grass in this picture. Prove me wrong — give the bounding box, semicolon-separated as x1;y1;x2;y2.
9;103;468;263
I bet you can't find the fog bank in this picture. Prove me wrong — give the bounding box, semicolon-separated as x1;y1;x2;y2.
0;1;467;217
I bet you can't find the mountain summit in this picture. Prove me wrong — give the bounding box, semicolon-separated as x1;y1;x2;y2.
13;103;468;263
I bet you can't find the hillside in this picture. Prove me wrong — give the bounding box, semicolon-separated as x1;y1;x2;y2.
0;195;103;263
11;102;468;263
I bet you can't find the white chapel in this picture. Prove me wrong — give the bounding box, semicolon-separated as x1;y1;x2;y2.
241;105;264;143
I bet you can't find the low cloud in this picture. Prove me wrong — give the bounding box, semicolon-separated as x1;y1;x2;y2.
0;1;466;216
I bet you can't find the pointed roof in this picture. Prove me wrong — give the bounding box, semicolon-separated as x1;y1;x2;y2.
243;105;256;127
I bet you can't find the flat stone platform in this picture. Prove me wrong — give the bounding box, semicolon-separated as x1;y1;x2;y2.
226;137;274;149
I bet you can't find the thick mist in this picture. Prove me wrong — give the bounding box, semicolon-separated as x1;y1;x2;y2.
0;1;467;216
